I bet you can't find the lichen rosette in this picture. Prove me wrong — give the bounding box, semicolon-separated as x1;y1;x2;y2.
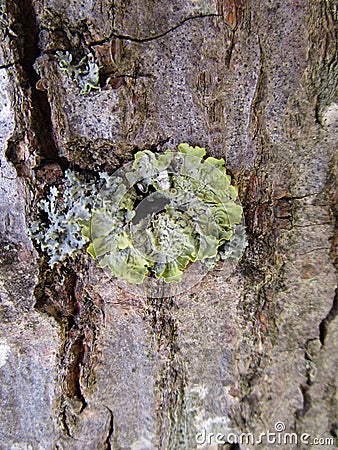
85;144;245;285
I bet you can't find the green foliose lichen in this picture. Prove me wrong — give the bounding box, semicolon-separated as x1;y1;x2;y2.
31;144;247;284
56;51;100;94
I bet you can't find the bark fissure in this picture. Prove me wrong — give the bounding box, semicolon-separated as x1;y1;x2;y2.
247;37;266;142
84;12;221;49
147;295;186;449
34;261;105;443
319;289;338;345
111;13;220;43
224;29;235;67
0;61;18;69
298;247;331;256
59;403;72;438
6;0;61;172
103;406;114;450
64;334;88;409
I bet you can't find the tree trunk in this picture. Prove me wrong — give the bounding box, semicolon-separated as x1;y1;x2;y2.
0;0;337;449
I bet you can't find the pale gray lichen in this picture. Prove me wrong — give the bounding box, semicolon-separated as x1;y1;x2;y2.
30;171;104;266
55;51;100;94
31;144;247;284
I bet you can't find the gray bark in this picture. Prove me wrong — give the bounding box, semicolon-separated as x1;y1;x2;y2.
0;0;337;449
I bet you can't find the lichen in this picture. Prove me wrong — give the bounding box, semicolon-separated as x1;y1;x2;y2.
30;171;103;266
55;51;100;94
31;144;247;284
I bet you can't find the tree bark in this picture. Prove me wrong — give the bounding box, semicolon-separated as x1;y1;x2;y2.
0;0;337;449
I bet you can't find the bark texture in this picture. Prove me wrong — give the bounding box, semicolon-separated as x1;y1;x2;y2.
0;0;337;449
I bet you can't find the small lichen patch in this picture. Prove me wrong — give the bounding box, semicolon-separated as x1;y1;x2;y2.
0;340;11;368
56;51;100;94
321;102;338;129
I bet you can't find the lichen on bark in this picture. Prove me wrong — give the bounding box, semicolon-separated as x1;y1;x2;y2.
0;0;337;449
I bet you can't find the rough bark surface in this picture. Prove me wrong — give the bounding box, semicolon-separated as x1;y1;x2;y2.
0;0;337;449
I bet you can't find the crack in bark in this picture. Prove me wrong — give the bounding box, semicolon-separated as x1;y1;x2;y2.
308;0;338;126
35;262;105;441
64;334;88;410
147;295;186;449
224;29;235;68
297;383;312;418
8;1;104;435
298;247;331;256
0;61;18;69
115;72;155;79
103;406;114;450
91;13;220;46
4;0;71;188
6;0;62;171
102;69;156;87
38;268;88;410
296;345;315;419
247;36;266;142
316;123;338;346
319;288;338;345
